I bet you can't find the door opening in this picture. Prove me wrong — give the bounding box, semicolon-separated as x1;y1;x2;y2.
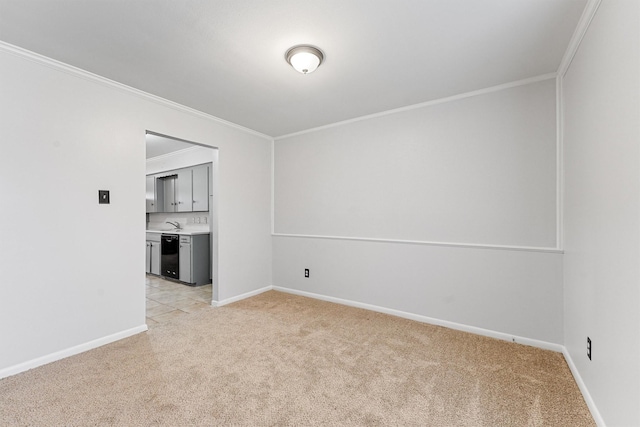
144;131;219;326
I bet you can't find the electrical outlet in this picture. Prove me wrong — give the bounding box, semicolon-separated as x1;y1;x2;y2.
304;269;309;278
587;337;592;360
196;217;201;224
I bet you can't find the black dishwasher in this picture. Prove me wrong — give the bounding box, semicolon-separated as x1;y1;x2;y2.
161;234;179;280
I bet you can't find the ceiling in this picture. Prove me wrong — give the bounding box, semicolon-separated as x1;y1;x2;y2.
146;134;199;159
0;0;587;137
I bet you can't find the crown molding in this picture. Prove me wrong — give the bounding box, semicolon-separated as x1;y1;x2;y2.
0;41;272;141
557;0;602;77
274;73;557;140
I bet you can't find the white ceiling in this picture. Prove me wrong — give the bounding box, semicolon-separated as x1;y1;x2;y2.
0;0;587;137
145;134;198;159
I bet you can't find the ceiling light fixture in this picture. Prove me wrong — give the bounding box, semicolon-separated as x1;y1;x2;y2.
285;45;324;74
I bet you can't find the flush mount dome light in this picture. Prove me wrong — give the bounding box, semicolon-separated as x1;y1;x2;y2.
285;45;324;74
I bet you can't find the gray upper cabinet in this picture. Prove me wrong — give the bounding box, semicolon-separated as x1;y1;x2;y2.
147;163;210;213
145;175;156;213
192;164;209;212
176;169;193;212
158;175;177;212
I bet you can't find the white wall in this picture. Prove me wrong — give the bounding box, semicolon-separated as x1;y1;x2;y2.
0;45;272;374
273;78;564;344
274;237;563;343
562;1;640;425
275;79;557;249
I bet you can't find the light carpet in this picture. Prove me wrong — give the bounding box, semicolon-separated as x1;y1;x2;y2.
0;290;595;426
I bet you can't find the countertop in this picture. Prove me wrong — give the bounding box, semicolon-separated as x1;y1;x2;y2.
146;229;210;236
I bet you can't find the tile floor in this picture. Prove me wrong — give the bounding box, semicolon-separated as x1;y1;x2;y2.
146;275;212;327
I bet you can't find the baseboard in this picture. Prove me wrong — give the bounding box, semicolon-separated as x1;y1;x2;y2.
562;347;606;426
0;324;148;380
273;286;564;353
211;285;273;307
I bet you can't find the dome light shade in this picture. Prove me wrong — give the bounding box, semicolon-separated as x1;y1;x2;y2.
285;45;324;74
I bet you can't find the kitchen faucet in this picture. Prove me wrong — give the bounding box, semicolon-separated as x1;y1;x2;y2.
166;221;181;230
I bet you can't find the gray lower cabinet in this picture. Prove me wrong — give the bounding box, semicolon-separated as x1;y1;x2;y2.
178;234;210;286
145;233;161;275
179;238;191;282
145;242;151;273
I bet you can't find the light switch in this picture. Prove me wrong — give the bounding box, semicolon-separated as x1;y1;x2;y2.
98;190;110;204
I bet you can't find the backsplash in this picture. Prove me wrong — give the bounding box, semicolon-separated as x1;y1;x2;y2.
147;211;211;232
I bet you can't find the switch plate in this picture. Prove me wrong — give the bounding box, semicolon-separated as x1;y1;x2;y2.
98;190;110;204
587;337;592;360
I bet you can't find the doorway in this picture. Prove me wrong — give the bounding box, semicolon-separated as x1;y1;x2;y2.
144;131;219;326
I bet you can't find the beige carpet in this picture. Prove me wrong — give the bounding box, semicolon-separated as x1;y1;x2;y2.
0;290;594;426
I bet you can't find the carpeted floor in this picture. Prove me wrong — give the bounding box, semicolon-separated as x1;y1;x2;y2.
0;290;594;426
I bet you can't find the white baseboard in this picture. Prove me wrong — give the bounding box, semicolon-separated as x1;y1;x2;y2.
273;286;564;353
562;347;606;426
211;285;273;307
0;324;148;380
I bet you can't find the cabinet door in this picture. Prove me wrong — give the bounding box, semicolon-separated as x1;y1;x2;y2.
154;174;165;212
179;241;192;283
150;241;161;275
176;169;193;212
192;165;209;212
145;176;156;213
161;176;176;212
145;242;152;274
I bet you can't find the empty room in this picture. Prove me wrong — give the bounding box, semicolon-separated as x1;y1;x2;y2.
0;0;638;426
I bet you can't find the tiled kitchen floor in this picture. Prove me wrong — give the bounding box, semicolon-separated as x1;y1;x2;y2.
146;275;212;327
